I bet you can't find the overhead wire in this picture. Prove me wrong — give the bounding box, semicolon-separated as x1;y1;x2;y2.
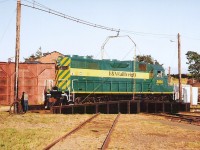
0;9;15;45
21;0;120;33
120;29;176;38
21;1;200;41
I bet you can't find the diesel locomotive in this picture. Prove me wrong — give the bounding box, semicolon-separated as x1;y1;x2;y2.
44;55;174;108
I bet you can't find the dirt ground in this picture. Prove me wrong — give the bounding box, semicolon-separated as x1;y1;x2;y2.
109;114;200;150
51;114;117;150
50;114;200;150
0;111;200;150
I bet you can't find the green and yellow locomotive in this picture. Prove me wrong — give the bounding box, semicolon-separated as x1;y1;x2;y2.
44;55;173;108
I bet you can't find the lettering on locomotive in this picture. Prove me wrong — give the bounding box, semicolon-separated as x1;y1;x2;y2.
109;71;136;78
156;80;163;84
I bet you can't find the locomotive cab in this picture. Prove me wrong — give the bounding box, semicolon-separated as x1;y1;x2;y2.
151;65;173;98
44;55;73;109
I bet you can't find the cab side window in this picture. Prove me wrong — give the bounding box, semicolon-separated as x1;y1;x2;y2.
157;71;163;78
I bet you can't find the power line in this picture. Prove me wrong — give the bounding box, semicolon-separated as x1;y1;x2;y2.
0;9;15;45
21;1;200;41
21;0;120;33
120;29;176;38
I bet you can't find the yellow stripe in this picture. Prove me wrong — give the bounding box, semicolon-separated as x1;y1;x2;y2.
58;72;71;89
60;57;71;66
59;70;69;79
56;70;63;86
61;82;68;90
71;68;150;79
60;57;68;66
65;60;71;66
55;57;71;90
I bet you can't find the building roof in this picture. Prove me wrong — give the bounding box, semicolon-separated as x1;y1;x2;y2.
37;51;64;63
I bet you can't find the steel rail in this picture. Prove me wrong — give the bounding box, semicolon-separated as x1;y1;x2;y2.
149;113;200;126
101;113;121;150
43;113;100;150
169;114;200;126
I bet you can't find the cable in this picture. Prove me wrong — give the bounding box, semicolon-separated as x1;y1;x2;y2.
120;29;176;37
20;0;120;33
21;1;200;41
0;9;15;45
120;30;200;41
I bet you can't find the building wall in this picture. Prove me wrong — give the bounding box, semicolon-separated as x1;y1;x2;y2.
0;63;55;105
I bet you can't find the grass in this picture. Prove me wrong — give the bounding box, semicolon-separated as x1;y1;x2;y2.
0;112;200;149
0;111;92;150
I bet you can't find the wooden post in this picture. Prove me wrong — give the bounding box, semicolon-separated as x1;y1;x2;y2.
14;0;21;103
178;33;182;101
127;101;130;114
84;105;86;114
59;106;62;114
118;102;120;113
168;66;171;83
137;101;140;113
71;106;74;114
146;102;149;113
96;104;99;114
171;103;173;113
162;103;165;113
107;103;109;114
50;107;53;114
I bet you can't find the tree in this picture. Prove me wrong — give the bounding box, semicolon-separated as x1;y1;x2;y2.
136;55;162;65
35;46;43;59
24;47;43;62
186;51;200;81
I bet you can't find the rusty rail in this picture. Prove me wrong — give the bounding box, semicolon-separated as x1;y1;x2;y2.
167;114;200;126
43;113;100;150
101;113;120;150
149;113;200;126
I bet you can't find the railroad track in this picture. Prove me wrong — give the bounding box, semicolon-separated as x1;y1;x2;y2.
150;113;200;126
44;113;120;150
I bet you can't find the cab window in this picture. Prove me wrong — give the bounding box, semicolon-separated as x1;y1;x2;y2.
157;71;163;77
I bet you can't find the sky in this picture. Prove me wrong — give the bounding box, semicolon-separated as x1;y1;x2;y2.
0;0;200;74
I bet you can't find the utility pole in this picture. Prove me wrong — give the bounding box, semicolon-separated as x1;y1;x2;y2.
168;66;171;83
14;0;21;102
178;33;182;101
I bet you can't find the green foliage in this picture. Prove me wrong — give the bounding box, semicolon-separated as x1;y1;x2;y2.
24;47;43;62
35;46;43;59
186;51;200;81
136;55;162;65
